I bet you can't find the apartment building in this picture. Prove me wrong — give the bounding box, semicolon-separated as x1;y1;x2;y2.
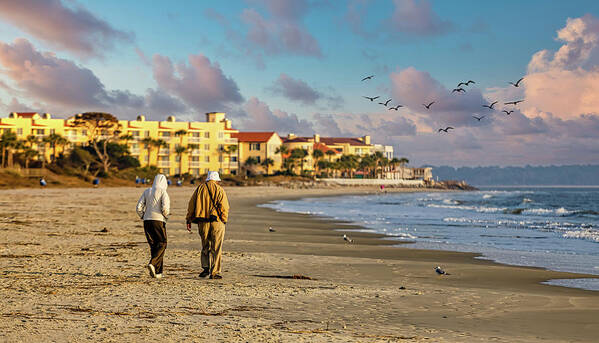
230;132;283;175
0;111;238;176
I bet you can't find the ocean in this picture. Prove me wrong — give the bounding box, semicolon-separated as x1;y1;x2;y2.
260;187;599;291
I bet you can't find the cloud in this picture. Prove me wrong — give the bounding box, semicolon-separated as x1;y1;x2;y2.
234;97;314;135
268;73;344;108
0;97;37;113
0;0;133;58
312;111;417;141
387;0;453;37
390;67;492;128
151;53;244;113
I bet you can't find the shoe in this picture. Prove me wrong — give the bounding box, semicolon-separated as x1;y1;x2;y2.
147;264;156;278
199;268;210;278
210;274;223;280
155;273;163;279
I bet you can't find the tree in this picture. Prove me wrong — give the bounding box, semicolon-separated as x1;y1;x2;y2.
261;157;274;175
174;129;187;146
224;145;238;175
72;112;122;174
20;147;38;169
175;145;188;176
275;145;289;172
69;147;96;175
312;149;324;176
290;148;308;175
141;137;154;166
0;131;17;168
325;149;336;162
399;157;409;179
317;160;330;177
43;133;68;162
244;156;258;176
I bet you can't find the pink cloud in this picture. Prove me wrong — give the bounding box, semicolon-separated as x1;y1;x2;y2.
387;0;453;37
152;53;244;113
0;0;133;58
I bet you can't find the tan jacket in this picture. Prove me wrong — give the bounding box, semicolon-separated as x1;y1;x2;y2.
186;181;230;224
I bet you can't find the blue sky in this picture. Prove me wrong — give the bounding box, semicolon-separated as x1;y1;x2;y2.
0;0;598;166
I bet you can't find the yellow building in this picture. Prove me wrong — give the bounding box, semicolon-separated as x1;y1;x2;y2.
0;111;239;176
231;132;283;175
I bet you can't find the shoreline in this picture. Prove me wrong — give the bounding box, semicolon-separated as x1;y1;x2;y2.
251;188;599;291
2;186;599;342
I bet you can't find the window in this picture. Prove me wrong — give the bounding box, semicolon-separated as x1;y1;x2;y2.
204;168;210;174
144;131;150;137
190;132;200;137
50;129;56;135
130;131;140;138
218;132;224;139
34;129;45;135
204;132;210;138
204;144;210;150
218;144;224;151
159;131;171;138
191;156;200;162
17;128;23;135
82;130;87;136
218;156;223;162
250;143;261;151
255;156;261;163
231;156;237;162
205;156;210;162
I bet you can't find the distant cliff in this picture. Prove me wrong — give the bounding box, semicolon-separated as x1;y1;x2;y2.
427;165;599;186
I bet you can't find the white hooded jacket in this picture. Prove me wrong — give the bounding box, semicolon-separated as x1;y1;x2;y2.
136;174;170;222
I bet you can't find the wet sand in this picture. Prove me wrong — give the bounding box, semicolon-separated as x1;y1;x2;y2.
1;186;598;342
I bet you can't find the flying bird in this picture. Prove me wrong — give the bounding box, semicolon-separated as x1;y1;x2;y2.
509;77;524;87
472;115;486;121
482;101;498;109
457;80;475;87
423;101;435;109
502;110;514;115
343;234;353;243
388;104;403;111
438;127;454;133
268;226;276;232
504;100;524;106
361;75;374;81
363;96;380;102
378;99;392;106
452;88;466;93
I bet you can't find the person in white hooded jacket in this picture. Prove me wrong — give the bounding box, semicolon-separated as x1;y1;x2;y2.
136;174;170;278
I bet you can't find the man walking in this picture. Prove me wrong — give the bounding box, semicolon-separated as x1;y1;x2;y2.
186;171;230;279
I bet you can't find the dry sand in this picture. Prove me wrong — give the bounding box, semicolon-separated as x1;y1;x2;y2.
1;185;598;342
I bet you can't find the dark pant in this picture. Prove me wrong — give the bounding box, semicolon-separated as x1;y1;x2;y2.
144;220;167;274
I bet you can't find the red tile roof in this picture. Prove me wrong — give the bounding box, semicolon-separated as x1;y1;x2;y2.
319;137;368;146
283;137;310;143
231;131;277;142
14;112;38;118
313;142;337;154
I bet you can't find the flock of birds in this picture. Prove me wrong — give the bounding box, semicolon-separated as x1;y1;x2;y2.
360;75;526;134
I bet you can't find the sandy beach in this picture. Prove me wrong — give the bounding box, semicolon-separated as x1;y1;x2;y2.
1;185;598;342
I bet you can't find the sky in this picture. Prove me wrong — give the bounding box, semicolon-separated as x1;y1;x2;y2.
0;0;598;167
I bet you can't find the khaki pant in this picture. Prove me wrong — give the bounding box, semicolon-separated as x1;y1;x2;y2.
144;220;167;274
198;221;225;276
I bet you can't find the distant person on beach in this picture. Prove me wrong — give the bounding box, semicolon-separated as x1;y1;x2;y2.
136;174;171;279
93;178;100;187
39;177;47;187
186;171;230;280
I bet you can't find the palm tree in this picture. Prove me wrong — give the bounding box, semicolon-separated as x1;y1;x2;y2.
141;137;154;166
261;157;274;175
224;145;238;175
44;133;68;162
290;148;308;175
275;145;289;172
325;149;336;162
399;157;409;179
312;149;324;176
174;129;187;146
20;147;38;169
317;160;330;177
175;145;188;176
244;156;258;176
0;131;18;168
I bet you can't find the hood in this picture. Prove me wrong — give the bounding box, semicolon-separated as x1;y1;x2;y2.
152;174;168;190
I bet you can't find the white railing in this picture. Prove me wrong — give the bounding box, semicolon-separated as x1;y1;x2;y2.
189;162;201;167
189;137;201;143
157;161;170;167
158;148;170;155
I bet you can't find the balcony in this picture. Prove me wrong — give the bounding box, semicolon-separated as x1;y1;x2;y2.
130;148;140;155
189;137;201;143
190;149;201;155
157;161;170;167
224;138;238;144
228;162;239;168
158;148;170;155
189;162;201;167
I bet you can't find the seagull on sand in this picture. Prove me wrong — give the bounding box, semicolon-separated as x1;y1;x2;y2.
435;266;449;275
343;234;353;243
268;226;276;232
